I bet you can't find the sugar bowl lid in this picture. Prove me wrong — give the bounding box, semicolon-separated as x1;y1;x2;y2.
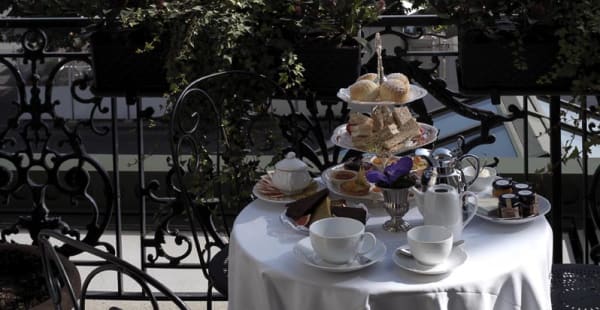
275;152;307;171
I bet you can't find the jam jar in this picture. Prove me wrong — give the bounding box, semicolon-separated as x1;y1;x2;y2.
498;193;520;218
517;190;538;217
492;179;512;197
512;182;533;192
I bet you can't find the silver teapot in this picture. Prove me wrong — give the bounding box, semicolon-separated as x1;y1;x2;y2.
415;138;480;193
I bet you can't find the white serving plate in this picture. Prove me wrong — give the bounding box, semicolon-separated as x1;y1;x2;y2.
330;123;438;155
321;165;383;202
337;84;428;107
475;190;551;225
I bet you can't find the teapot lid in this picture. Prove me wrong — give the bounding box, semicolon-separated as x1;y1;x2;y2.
275;152;308;171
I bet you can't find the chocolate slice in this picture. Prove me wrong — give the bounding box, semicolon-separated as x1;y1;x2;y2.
331;206;367;224
285;188;329;220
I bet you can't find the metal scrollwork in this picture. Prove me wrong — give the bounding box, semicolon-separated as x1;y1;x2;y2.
143;177;193;266
0;26;113;255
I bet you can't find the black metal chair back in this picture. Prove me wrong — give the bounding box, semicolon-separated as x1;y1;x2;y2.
169;70;320;306
37;229;190;310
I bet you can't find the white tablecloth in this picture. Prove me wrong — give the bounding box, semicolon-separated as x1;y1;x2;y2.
228;198;553;310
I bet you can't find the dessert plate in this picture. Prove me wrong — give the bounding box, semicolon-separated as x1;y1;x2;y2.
280;203;370;234
392;246;467;275
293;236;386;272
252;177;325;204
337;84;428;107
474;190;551;225
321;165;383;202
330;123;438;155
280;211;310;233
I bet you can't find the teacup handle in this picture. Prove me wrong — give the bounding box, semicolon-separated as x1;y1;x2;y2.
461;191;479;228
357;232;377;255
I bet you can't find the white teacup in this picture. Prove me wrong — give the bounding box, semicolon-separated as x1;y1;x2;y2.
464;166;497;192
309;217;376;264
407;225;453;266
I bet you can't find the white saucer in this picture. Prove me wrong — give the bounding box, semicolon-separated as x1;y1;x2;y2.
252;179;326;204
293;236;386;272
392;246;467;275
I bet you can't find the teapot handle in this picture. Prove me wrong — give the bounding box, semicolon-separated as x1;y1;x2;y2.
460;154;480;187
461;191;479;228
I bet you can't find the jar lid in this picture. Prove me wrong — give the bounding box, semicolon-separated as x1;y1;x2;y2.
493;178;512;189
499;193;518;200
275;152;308;171
517;190;535;198
513;183;532;191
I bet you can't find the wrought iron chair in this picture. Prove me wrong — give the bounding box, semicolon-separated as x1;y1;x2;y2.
37;229;190;310
169;70;341;308
551;164;600;309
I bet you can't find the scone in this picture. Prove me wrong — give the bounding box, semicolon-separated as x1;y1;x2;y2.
356;73;378;82
349;79;379;101
386;73;410;85
379;79;410;103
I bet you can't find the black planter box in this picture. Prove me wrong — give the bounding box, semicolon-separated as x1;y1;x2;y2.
297;46;361;97
90;28;169;97
457;27;571;95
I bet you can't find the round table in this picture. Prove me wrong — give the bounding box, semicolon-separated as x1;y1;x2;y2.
228;198;553;310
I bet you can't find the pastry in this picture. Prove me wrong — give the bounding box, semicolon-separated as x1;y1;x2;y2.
340;168;370;196
309;197;332;225
356;73;378;82
340;181;370;196
285;188;329;220
349;79;379;101
379;79;410;103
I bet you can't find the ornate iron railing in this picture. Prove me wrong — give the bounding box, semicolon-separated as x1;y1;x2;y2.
0;15;598;304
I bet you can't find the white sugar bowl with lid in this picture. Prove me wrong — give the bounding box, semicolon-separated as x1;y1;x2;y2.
271;152;312;195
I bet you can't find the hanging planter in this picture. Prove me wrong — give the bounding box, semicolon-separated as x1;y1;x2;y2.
457;25;572;94
90;27;169;97
296;45;362;97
